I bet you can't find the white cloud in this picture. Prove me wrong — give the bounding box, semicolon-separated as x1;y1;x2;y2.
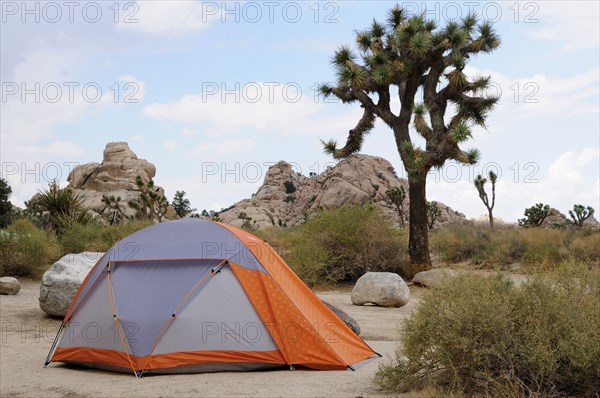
115;1;216;35
188;138;256;156
119;74;146;102
162;139;177;151
143;82;362;137
130;134;145;143
527;2;600;50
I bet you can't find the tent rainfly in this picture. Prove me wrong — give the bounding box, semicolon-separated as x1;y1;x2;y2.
45;219;380;376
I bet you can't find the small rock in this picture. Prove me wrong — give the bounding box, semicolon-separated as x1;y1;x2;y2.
322;300;361;336
412;268;458;288
39;252;104;317
351;272;410;307
0;277;21;295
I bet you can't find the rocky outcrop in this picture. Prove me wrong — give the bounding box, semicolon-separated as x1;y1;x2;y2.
0;277;21;295
218;155;466;229
351;272;410;307
412;268;458;288
39;252;104;317
66;142;176;220
322;300;361;336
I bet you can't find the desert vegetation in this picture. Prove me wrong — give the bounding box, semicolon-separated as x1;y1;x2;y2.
375;267;600;397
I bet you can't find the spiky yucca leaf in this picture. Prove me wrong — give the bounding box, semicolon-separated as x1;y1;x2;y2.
322;139;338;156
470;75;491;92
387;5;406;28
372;64;393;85
356;31;372;52
409;31;432;57
446;69;468;90
371;19;386;38
448;28;468;48
413;103;427;117
319;84;333;98
465;148;480;164
450;123;472;142
488;170;497;183
462;13;478;32
425;19;437;32
332;46;355;67
448;52;465;69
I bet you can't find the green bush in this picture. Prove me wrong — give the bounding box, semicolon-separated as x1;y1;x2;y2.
59;219;153;254
257;205;408;286
375;267;600;397
0;219;61;277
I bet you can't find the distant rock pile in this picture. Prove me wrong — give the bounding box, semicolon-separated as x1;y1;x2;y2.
67;142;176;220
219;155;466;229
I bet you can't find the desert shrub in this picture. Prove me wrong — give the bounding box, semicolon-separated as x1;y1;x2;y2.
256;206;408;286
59;219;153;254
430;224;598;269
375;267;600;397
0;219;61;277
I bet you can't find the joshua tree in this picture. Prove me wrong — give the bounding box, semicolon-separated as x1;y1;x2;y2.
320;5;500;271
172;190;196;218
100;195;126;226
474;171;497;228
426;200;441;229
386;186;406;226
128;176;169;222
569;204;595;228
518;203;550;228
0;178;13;228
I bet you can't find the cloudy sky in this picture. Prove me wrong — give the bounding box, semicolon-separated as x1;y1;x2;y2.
1;1;598;222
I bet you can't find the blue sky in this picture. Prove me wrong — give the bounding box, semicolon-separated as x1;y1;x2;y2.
1;1;599;222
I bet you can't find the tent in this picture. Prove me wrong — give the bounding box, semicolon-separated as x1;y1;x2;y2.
45;219;379;376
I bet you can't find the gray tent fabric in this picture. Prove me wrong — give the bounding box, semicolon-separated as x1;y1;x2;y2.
65;219;267;322
110;259;222;357
153;266;277;354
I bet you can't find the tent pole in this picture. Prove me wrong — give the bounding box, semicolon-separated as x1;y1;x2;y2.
44;321;66;367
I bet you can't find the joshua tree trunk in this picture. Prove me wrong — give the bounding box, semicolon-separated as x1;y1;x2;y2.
488;208;494;229
408;174;431;270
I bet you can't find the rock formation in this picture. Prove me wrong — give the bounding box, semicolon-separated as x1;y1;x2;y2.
218;154;466;229
66;142;176;220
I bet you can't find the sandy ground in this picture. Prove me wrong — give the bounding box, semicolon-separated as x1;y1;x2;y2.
1;280;424;398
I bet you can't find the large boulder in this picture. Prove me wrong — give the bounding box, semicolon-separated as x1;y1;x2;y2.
351;272;410;307
39;252;104;317
322;300;361;336
0;277;21;295
412;268;458;288
63;142;176;221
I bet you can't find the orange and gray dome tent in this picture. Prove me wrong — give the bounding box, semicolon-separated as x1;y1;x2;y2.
45;219;379;376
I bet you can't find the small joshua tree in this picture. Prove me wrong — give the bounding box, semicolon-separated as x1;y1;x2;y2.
100;195;126;226
518;203;550;228
128;176;169;222
426;200;441;229
386;186;406;226
569;204;595;228
474;171;497;229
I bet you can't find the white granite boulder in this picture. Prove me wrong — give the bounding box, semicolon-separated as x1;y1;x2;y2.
351;272;410;307
412;268;458;288
0;277;21;295
39;252;104;317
